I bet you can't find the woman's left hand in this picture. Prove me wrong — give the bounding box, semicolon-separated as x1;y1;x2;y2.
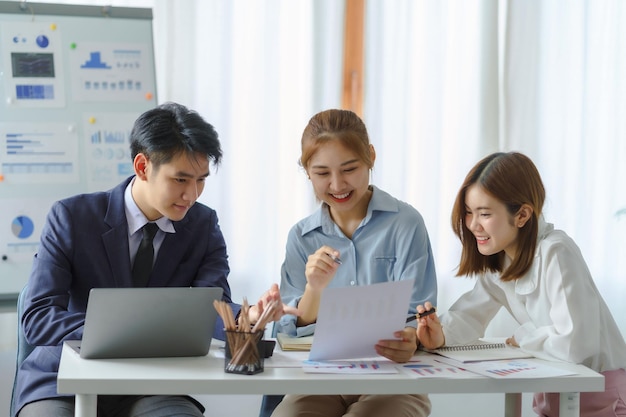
374;327;418;363
506;335;519;347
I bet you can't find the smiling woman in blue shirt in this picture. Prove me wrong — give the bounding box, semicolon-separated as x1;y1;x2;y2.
269;109;438;417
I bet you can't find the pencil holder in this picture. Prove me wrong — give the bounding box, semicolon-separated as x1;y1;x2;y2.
224;329;265;375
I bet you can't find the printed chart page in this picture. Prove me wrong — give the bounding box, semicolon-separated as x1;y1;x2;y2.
309;279;414;361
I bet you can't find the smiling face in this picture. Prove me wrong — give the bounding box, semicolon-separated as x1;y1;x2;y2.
131;151;210;221
306;140;372;218
464;184;522;261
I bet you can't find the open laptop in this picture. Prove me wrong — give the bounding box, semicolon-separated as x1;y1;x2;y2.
77;287;223;359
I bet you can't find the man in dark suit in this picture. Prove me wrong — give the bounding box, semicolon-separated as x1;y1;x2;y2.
13;102;291;417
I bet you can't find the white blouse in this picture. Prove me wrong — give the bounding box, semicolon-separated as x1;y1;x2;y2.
440;218;626;373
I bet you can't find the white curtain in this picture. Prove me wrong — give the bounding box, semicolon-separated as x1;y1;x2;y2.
363;0;626;336
363;0;502;312
14;0;626;335
501;0;626;333
151;0;346;302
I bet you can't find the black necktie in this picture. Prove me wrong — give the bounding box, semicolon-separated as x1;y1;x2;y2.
132;223;159;287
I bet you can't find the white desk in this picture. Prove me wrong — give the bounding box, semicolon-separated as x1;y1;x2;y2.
57;341;604;417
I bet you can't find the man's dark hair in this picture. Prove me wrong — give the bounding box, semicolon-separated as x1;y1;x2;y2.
129;102;222;168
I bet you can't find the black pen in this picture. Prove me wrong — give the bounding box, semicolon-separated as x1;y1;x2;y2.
405;307;436;323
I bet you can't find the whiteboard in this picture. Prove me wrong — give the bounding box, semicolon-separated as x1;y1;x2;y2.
0;1;157;298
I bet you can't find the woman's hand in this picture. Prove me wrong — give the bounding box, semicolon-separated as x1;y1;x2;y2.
415;301;445;350
506;335;519;347
296;246;341;326
304;245;341;291
375;327;418;363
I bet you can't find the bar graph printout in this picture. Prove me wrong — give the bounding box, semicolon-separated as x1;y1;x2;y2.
1;123;79;184
400;357;476;379
303;358;399;374
435;357;577;379
309;279;415;361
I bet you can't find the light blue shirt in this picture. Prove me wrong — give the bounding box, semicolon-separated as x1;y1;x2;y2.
276;185;438;336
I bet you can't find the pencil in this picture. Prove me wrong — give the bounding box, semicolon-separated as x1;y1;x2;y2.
405;307;436;323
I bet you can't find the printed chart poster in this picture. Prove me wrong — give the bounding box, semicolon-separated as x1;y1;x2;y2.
0;198;54;263
0;22;66;108
82;112;137;191
70;42;156;102
0;123;80;184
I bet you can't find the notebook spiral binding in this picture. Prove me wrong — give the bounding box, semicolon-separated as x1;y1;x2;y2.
439;342;507;351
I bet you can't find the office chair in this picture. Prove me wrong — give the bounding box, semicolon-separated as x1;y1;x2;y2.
10;285;35;417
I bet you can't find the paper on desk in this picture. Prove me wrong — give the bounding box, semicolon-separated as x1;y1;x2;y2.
435;357;577;379
399;356;477;379
308;279;415;361
303;357;399;374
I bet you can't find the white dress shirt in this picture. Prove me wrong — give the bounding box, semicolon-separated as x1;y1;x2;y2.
441;217;626;373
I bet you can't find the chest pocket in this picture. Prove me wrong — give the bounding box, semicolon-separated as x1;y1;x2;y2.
371;256;397;282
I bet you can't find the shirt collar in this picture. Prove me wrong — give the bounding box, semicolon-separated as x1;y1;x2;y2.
537;214;553;241
300;185;399;236
513;215;554;294
124;178;175;236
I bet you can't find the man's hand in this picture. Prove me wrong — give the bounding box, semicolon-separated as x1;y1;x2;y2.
248;283;300;326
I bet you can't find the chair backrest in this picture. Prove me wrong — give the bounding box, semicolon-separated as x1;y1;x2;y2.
11;285;35;417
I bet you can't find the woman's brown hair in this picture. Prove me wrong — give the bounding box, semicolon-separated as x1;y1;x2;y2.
299;109;373;170
451;152;545;281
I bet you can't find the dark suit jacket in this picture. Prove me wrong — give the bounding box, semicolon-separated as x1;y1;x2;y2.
13;176;238;415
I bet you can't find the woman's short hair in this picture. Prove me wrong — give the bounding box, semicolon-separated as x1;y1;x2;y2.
451;152;545;281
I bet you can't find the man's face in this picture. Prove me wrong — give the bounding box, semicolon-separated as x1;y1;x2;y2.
135;152;210;221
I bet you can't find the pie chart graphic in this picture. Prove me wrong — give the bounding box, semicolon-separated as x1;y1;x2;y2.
12;215;35;239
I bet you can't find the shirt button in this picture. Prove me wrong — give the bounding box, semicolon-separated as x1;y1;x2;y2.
350;281;355;286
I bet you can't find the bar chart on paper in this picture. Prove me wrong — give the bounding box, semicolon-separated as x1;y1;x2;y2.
309;279;415;361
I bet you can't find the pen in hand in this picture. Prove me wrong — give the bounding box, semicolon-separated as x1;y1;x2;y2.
405;307;436;323
327;253;342;265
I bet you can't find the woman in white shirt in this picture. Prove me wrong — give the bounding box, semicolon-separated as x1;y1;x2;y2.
416;151;626;416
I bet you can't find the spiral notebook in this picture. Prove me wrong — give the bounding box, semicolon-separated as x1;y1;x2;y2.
424;340;532;363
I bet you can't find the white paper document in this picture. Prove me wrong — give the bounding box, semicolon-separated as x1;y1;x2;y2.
308;279;415;361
